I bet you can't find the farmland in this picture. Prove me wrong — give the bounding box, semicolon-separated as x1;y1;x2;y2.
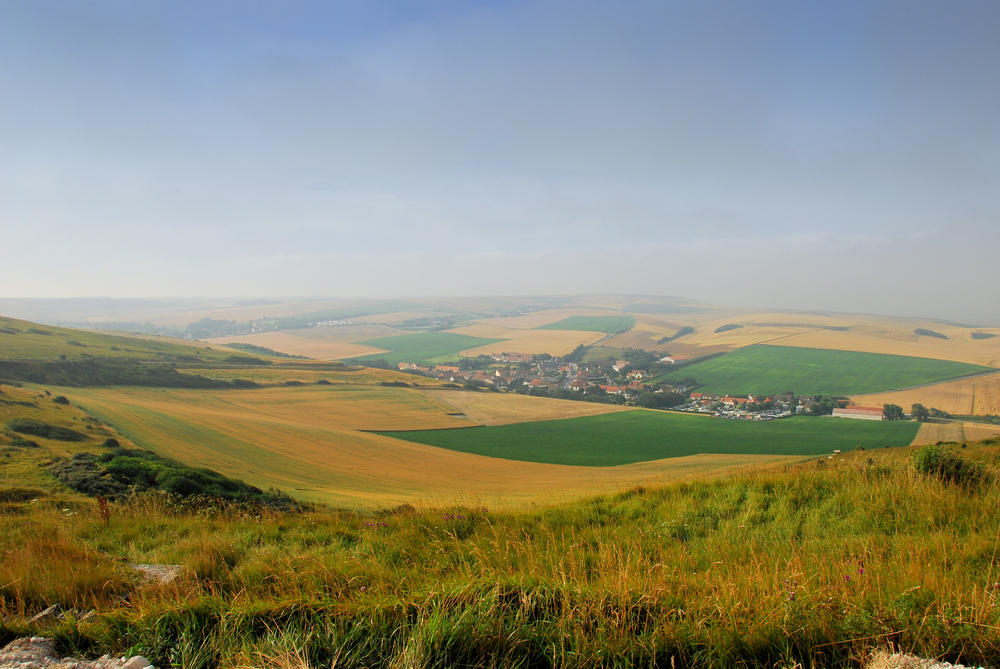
535;315;637;334
851;371;1000;416
62;385;784;508
379;411;919;466
0;316;255;364
352;332;506;365
210;325;405;360
423;388;634;425
677;345;991;396
447;323;604;357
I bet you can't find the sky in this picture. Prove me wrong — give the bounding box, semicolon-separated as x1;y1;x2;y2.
1;1;998;322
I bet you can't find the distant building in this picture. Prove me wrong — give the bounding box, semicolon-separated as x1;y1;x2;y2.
832;406;884;421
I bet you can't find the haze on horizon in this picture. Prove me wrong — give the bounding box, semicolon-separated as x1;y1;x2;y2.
1;1;998;323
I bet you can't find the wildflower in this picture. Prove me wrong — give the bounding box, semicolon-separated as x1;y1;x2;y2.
844;575;851;582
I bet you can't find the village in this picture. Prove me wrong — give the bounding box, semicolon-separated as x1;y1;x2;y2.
395;351;896;421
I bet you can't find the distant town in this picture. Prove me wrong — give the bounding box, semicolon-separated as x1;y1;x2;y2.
393;351;901;421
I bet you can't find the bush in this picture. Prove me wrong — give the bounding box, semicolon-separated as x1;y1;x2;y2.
102;438;120;448
53;395;70;405
7;418;88;442
913;444;988;489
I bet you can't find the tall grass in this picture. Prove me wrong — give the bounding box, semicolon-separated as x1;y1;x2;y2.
4;446;1000;668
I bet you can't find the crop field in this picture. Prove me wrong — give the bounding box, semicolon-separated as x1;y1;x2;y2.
850;371;1000;416
209;325;404;360
679;345;991;396
352;332;506;365
63;385;783;507
379;411;919;467
447;323;603;357
423;389;634;425
764;324;1000;367
535;315;636;334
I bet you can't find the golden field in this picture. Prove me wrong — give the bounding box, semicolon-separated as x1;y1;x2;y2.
422;388;634;425
770;326;1000;367
60;385;797;508
448;323;605;356
850;371;1000;416
209;326;400;360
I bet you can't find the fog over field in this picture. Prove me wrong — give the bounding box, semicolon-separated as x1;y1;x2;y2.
2;1;999;322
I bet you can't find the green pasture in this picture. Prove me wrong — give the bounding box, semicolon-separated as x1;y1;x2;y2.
0;316;253;364
353;332;506;365
677;345;990;396
378;411;919;466
535;315;636;334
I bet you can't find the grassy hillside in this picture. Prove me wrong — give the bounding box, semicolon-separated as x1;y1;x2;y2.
380;411;919;466
535;315;636;334
353;332;506;365
0;315;258;364
3;442;1000;668
678;344;990;396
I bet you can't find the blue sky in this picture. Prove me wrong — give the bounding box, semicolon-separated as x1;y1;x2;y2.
2;1;998;321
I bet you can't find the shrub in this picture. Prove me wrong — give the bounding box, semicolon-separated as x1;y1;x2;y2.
102;438;120;448
913;444;988;489
53;395;70;405
7;418;88;442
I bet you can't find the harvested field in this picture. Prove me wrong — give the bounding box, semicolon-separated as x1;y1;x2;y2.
66;386;789;508
911;421;966;446
535;315;636;334
353;332;506;365
850;372;1000;416
769;327;1000;367
423;389;634;425
210;327;400;360
448;323;604;357
467;308;613;330
963;422;1000;442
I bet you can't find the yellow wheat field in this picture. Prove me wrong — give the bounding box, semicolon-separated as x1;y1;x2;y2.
422;389;634;425
850;372;1000;416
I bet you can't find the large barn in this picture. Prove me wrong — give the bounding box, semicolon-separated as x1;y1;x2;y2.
832;406;885;421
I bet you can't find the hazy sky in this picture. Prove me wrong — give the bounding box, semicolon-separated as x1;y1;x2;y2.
2;1;998;322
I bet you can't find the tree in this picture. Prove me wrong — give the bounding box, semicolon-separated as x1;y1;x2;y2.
911;403;930;422
883;404;904;421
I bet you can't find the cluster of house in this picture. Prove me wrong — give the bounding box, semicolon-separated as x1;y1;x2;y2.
680;392;796;420
397;354;660;396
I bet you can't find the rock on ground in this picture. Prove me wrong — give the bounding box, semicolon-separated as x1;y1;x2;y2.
0;638;154;669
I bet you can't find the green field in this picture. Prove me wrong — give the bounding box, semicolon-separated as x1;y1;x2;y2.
0;315;257;364
354;332;506;365
677;345;990;396
379;410;918;466
535;315;636;334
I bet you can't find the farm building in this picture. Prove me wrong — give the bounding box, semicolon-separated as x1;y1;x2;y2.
832;406;884;421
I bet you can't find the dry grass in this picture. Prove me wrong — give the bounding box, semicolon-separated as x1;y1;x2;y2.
851;372;1000;416
422;389;635;425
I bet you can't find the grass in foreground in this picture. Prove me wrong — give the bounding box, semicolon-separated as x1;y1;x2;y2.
379;411;919;466
353;332;506;365
680;344;990;396
535;315;637;334
3;443;1000;668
